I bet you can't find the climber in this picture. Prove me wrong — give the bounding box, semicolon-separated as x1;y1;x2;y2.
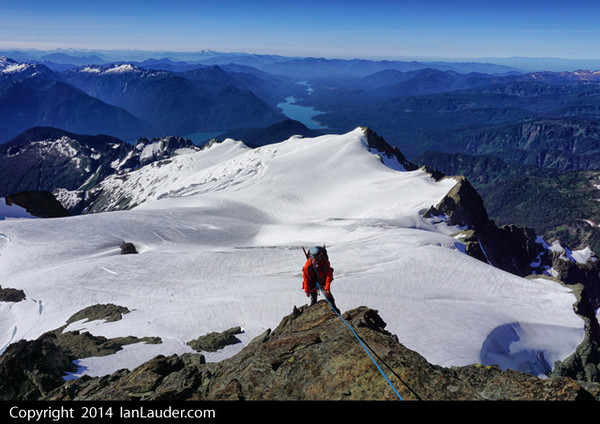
302;246;340;314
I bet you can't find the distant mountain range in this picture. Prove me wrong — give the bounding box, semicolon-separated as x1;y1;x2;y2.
0;48;522;73
297;69;600;158
0;56;297;142
3;51;600;147
6;47;600;72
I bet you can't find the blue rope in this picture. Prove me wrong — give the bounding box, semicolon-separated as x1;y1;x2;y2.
316;282;404;401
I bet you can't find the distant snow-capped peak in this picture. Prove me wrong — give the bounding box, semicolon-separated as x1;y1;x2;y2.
75;63;167;78
0;57;32;74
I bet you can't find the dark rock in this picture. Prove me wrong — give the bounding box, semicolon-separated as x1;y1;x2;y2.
452;364;596;401
552;339;600;384
53;330;161;360
0;302;595;401
51;354;206;401
51;303;161;359
5;191;69;218
65;303;130;325
419;165;446;181
0;332;74;400
424;176;489;230
362;127;418;171
423;176;547;276
187;327;243;352
0;285;26;302
119;242;138;255
551;283;600;383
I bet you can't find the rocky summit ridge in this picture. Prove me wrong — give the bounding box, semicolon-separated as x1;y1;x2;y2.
2;301;598;402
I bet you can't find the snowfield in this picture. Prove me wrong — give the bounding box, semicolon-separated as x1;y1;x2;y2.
0;128;584;379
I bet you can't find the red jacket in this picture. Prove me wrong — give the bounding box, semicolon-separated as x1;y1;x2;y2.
302;258;333;292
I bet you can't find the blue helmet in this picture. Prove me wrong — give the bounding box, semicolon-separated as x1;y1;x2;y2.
308;246;326;259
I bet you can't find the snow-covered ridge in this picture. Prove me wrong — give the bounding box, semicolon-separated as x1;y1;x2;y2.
0;56;35;75
0;57;54;79
1;62;30;74
0;128;584;380
90;128;433;216
72;63;168;78
104;64;136;74
6;136;92;168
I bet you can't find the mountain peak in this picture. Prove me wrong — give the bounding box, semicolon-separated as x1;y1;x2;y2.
0;57;57;81
0;56;28;73
73;63;167;78
361;127;417;171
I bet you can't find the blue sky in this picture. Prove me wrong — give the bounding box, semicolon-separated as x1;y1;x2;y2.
1;0;599;60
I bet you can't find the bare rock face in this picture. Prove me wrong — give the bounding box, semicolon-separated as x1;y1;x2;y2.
187;327;242;352
40;302;598;401
4;190;70;218
362;127;418;172
424;176;547;277
0;332;75;400
0;285;26;302
65;303;131;324
119;242;138;254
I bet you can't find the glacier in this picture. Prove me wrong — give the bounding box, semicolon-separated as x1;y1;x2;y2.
0;127;584;379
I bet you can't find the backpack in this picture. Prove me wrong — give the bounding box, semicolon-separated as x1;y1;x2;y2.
306;245;333;276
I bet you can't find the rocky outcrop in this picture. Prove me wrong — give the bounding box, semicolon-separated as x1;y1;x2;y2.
0;332;75;400
362;127;418;171
5;190;70;218
0;303;161;400
551;276;600;382
0;285;26;302
119;242;138;255
0;302;586;401
64;303;131;325
424;176;547;277
187;327;242;353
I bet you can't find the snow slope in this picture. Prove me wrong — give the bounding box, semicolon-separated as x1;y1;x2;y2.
0;128;584;379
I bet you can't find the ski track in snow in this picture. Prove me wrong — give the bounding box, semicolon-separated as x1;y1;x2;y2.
100;266;119;275
0;128;586;380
